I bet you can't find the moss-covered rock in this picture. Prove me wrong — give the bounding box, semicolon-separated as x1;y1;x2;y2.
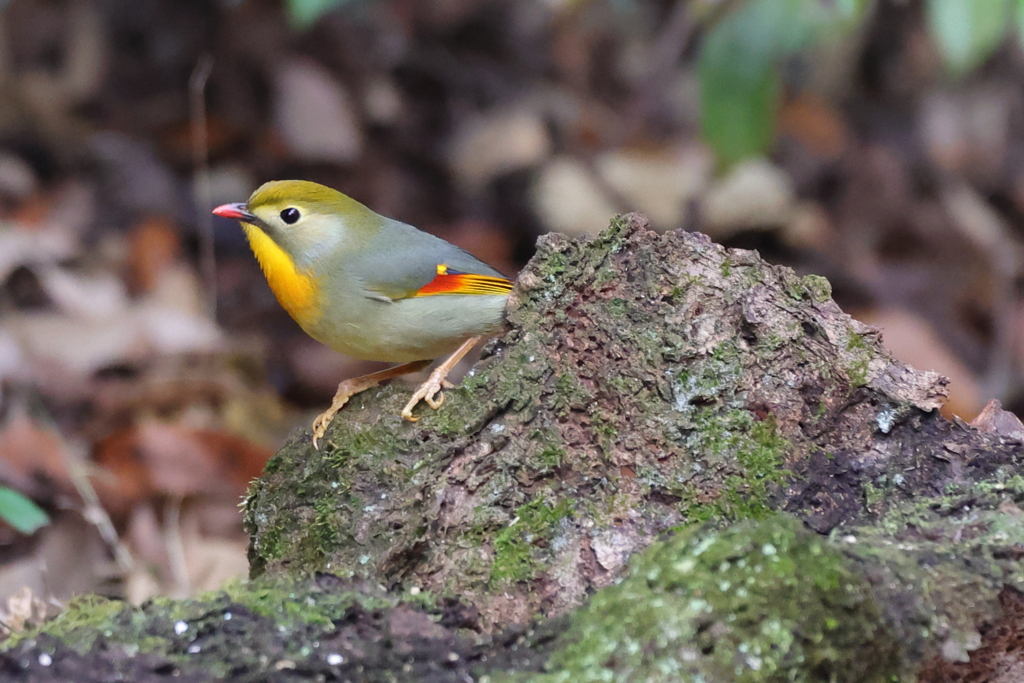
19;494;1024;681
245;213;956;630
0;576;549;682
525;469;1024;682
535;515;901;683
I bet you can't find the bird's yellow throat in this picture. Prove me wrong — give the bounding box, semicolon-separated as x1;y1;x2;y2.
241;223;320;323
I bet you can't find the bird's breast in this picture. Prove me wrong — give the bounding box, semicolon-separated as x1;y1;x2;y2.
242;223;321;324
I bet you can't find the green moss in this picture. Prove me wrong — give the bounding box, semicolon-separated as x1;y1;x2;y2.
607;373;643;397
606;298;629;317
815;400;828;418
4;595;130;651
759;330;788;352
595;214;632;253
658;338;791;523
244;396;460;576
685;415;790;522
669;346;742;415
843;332;873;386
971;472;1024;495
532;516;900;683
552;372;593;413
720;257;733;277
398;585;444;612
592;256;619;286
593;413;614;450
324;419;406;469
491;498;573;585
846;361;869;386
712;339;741;363
262;454;284;475
863;481;884;509
422;387;484;436
311;497;341;550
5;577;395;670
252;519;285;562
785;278;805;301
529;428;566;470
874;472;1024;555
802;274;833;303
542;252;567;280
217;578;392;628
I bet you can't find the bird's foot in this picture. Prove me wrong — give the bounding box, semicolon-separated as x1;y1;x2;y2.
311;360;431;449
400;336;481;422
311;384;358;450
401;372;456;421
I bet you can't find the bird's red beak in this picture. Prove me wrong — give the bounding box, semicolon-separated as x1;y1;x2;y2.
212;202;256;221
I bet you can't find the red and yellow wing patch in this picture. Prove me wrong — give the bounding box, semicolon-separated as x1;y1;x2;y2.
414;264;513;297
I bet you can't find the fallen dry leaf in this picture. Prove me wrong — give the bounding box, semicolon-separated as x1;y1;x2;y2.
273;57;362;164
595;143;712;230
127;216;181;296
0;586;50;634
92;421;271;517
701;158;795;238
123;499;249;604
0;404;75;501
0;514;113;611
533;156;617;236
778;92;851;159
448;107;551;192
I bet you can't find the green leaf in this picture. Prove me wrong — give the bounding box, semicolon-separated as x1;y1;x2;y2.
927;0;1011;77
0;487;49;535
699;52;780;168
1016;0;1024;56
285;0;350;30
697;0;867;166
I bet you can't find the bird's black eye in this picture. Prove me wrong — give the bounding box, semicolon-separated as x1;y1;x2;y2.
280;208;300;224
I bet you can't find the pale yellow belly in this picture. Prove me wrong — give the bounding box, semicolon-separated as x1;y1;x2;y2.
303;293;508;362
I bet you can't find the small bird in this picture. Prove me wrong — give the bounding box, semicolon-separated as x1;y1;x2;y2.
213;180;512;448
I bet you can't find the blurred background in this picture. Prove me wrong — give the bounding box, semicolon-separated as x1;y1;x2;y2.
0;0;1020;622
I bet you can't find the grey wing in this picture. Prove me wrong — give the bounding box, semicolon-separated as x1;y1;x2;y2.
352;219;508;301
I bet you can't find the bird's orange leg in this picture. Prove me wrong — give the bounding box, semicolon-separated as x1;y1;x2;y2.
401;336;482;422
312;359;431;449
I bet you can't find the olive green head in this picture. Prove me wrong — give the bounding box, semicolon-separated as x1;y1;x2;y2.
216;180;381;267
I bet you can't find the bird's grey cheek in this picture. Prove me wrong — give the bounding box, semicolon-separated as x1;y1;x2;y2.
297;228;343;267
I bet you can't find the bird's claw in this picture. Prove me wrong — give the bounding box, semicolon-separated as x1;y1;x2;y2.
311;384;359;449
401;373;449;421
311;410;336;450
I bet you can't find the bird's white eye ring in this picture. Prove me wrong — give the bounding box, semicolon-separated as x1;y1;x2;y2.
281;207;301;224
